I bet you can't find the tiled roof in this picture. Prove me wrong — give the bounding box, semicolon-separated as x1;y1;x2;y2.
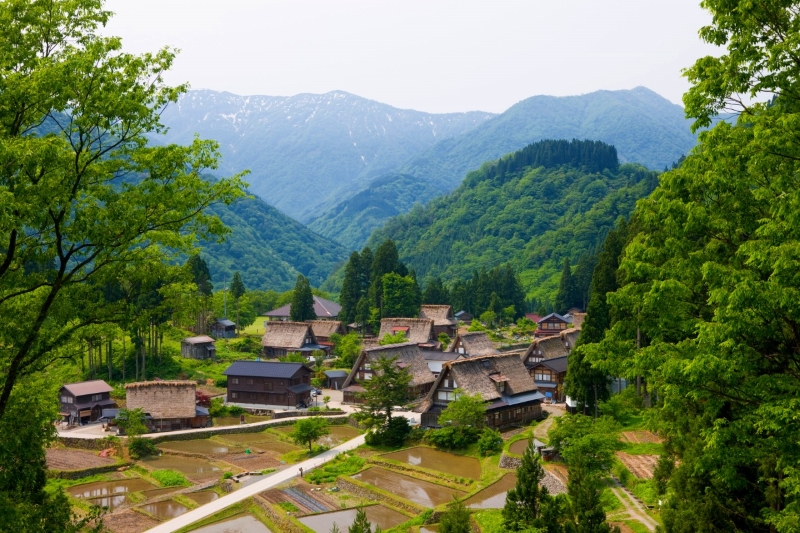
223;361;309;378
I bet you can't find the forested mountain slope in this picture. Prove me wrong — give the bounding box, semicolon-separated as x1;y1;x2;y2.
311;87;694;249
364;139;659;303
155;90;494;222
201;194;349;291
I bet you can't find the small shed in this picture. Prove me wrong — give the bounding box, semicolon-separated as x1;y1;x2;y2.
324;370;349;390
181;335;216;359
211;319;237;338
455;310;473;323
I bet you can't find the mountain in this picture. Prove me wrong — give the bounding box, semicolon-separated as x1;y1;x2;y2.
311;87;694;249
155;90;495;223
200;194;349;291
358;139;660;304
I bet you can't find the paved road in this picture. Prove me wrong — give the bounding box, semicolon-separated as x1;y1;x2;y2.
145;433;367;533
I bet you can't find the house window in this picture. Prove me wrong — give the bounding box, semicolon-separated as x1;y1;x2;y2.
437;390;457;401
231;378;239;385
457;346;465;354
363;363;371;370
363;372;373;380
497;382;505;392
535;371;553;381
91;394;103;402
247;379;254;385
264;382;273;391
61;396;73;404
231;392;239;399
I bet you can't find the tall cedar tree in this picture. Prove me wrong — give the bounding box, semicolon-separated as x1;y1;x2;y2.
382;273;421;318
439;497;472;533
566;220;629;413
230;271;246;334
339;251;363;325
368;240;407;312
422;276;450;304
355;355;411;430
348;507;372;533
566;458;618;533
503;440;551;530
290;275;316;321
554;258;576;314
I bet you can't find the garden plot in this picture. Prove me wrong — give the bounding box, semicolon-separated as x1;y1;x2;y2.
298;505;409;533
616;452;659;479
620;431;662;444
46;448;117;470
101;509;160;533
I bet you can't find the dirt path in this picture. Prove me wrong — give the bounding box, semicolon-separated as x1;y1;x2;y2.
608;479;659;531
534;406;563;442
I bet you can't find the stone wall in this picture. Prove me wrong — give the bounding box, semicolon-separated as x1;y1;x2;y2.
47;462;130;480
336;477;424;515
499;454;522;469
254;496;309;533
57;436;123;453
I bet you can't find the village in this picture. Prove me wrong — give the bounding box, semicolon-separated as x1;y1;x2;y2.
50;300;661;533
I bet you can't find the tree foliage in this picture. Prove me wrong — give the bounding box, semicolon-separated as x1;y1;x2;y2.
354;355;411;430
381;273;421;318
290;275;316;322
289;417;330;452
439;497;472;533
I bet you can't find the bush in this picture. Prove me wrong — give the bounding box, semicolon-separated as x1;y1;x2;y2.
150;469;189;487
214;377;228;388
128;437;158;459
209;396;245;417
364;417;411;447
306;453;365;484
227;405;245;416
477;428;503;456
424;426;475;450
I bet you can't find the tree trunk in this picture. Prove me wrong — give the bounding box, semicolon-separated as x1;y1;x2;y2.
107;337;112;382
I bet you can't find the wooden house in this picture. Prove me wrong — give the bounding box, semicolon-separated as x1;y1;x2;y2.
264;296;342;322
420;353;544;429
261;321;326;358
535;313;570;337
307;320;345;351
181;335;217;360
341;342;436;404
522;328;581;365
528;355;568;402
420;350;461;378
222;361;313;408
59;380;115;425
211;319;237;339
378;318;438;350
454;310;473;323
419;305;458;337
324;370;349;390
446;331;500;357
124;381;209;432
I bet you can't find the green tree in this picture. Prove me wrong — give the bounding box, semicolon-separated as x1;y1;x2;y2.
554;258;576;314
566;457;617;533
348;507;372;533
289;417;330;452
331;332;362;369
381;273;421;318
369;239;406;312
290;275;316;321
439;497;472;533
503;440;550;531
230;271;246;335
378;330;407;345
422;276;450;304
339;251;364;325
438;390;486;430
355;355;412;430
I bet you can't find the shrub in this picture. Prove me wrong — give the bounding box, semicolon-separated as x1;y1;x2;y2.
128;437;158;459
227;405;245;416
364;417;411;447
222;471;233;480
477;428;503;456
306;453;365;484
151;469;189;487
425;426;475;450
214;377;228;388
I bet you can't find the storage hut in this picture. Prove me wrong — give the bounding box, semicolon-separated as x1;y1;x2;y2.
181;335;216;359
211;319;237;338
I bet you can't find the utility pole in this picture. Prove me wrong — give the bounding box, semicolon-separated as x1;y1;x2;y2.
223;286;228;319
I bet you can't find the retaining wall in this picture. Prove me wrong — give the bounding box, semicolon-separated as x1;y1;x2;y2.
47;462;131;480
254;495;311;533
335;477;425;514
145;416;350;444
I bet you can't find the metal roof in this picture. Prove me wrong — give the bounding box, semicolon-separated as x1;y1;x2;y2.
222;361;310;378
214;319;236;327
61;380;113;396
537;313;569;324
534;355;569;373
287;383;312;394
324;370;349;378
503;391;546;405
183;335;215;344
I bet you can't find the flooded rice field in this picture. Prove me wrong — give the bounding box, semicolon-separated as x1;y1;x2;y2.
190;513;272;532
298;505;409;533
141;499;190;520
141;455;220;477
159;439;242;455
509;439;533;455
185;491;219;505
143;487;180;499
273;424;360;447
381;447;482;479
216;433;301;454
463;473;517;509
420;526;439;533
352;467;466;507
212;415;273;427
68;478;156;499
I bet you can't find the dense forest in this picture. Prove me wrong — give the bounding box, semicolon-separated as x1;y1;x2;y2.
363;139;659;304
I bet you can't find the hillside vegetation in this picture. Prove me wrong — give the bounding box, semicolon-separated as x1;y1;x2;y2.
365;139;659;303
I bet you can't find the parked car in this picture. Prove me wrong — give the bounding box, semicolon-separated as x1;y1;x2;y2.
310;388;322;396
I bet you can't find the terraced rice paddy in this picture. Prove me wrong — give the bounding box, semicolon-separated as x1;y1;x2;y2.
190;513;272;532
158;439;243;455
140;455;220;478
68;478;159;511
273;424;360;447
352;467;466;507
509;438;534;455
141;499;189;519
382;447;482;479
463;473;517;509
185;491;219;505
298;505;409;533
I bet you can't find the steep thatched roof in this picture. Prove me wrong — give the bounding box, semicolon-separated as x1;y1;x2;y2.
523;326;581;360
446;331;499;356
434;353;537;402
342;342;435;389
307;320;345;339
261;321;315;349
561;328;580;348
419;305;456;327
125;381;196;419
378;318;435;344
568;313;586;328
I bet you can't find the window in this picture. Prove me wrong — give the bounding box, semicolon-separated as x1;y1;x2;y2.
264;382;273;391
247;379;254;385
231;392;239;399
363;363;371;370
363;372;373;380
534;371;553;381
497;382;505;392
91;394;103;402
61;396;73;404
231;378;239;385
457;346;465;354
437;390;456;401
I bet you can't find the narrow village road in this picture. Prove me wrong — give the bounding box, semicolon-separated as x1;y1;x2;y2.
144;433;367;533
608;479;659;531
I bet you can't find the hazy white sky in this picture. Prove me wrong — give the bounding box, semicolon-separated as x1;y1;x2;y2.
103;0;717;114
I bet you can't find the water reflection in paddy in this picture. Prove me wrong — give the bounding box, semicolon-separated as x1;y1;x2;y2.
141;455;220;475
352;467;465;507
298;505;408;533
68;478;156;499
274;424;360;446
382;447;481;479
509;439;533;455
141;499;189;519
186;491;219;505
159;439;242;455
464;473;517;509
190;513;272;532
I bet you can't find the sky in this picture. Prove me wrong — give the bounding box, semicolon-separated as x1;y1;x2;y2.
103;0;718;114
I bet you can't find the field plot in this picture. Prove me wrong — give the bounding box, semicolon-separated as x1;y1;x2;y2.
616;452;658;479
101;509;160;533
620;431;662;444
46;448;117;470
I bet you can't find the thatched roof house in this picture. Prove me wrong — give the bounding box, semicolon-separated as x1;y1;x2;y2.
341;342;436;404
420;353;544;429
125;381;197;419
522;327;581;365
378;318;437;349
446;331;499;357
307;320;345;344
261;321;325;358
419;305;457;336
